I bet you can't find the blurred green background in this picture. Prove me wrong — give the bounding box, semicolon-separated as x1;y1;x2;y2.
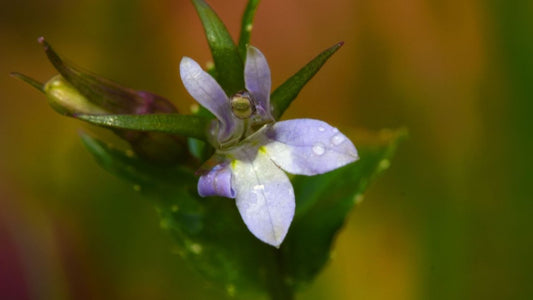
1;0;531;299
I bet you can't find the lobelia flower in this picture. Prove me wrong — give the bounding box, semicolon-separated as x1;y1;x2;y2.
180;46;359;248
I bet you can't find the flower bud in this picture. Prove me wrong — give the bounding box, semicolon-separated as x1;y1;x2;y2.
38;37;177;115
13;37;191;165
44;75;108;116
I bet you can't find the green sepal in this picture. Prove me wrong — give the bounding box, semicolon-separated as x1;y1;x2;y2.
279;128;407;289
238;0;261;59
77;114;211;141
270;42;344;119
192;0;244;95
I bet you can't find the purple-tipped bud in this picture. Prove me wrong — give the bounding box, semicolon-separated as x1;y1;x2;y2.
11;37;190;164
38;37;178;115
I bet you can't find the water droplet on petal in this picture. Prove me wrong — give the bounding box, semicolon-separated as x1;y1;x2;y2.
332;127;339;133
253;184;265;191
318;126;325;132
331;134;345;146
312;143;326;155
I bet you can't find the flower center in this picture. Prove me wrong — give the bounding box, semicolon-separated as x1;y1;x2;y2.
230;90;256;119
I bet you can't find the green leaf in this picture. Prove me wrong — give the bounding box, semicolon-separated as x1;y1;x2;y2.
279;128;407;288
81;132;286;297
270;42;344;119
192;0;244;95
80;132;194;186
238;0;261;59
77;114;211;141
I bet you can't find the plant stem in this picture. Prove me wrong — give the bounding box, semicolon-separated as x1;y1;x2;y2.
267;249;294;300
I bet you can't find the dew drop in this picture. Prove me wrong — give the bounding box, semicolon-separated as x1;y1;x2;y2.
353;194;364;205
318;126;325;132
188;242;203;255
312;143;326;155
253;184;265;191
226;284;236;296
125;149;135;158
332;127;339;133
159;219;170;230
331;134;345;146
379;159;391;171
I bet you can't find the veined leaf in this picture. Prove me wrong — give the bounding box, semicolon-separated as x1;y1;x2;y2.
271;42;343;119
238;0;261;59
77;114;210;141
192;0;244;95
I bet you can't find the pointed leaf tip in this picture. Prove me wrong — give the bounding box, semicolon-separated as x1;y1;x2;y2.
238;0;261;59
192;0;244;95
270;41;344;119
10;72;45;92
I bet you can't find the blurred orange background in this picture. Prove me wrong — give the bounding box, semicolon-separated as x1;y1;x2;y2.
1;0;531;299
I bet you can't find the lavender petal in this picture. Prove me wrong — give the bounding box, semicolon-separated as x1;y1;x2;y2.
180;57;235;141
245;46;272;118
264;119;359;175
197;162;235;198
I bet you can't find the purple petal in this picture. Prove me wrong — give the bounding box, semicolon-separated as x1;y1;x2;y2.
180;57;234;141
231;148;294;248
245;46;272;118
197;162;235;198
264;119;359;175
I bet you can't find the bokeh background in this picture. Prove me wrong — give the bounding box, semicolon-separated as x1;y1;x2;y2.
1;0;531;299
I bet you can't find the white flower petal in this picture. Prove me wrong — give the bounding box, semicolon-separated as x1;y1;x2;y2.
231;147;294;248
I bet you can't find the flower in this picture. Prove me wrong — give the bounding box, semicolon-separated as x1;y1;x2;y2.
180;46;359;247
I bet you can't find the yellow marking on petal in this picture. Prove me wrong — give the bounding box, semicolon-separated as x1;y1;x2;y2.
258;146;267;154
231;160;238;170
